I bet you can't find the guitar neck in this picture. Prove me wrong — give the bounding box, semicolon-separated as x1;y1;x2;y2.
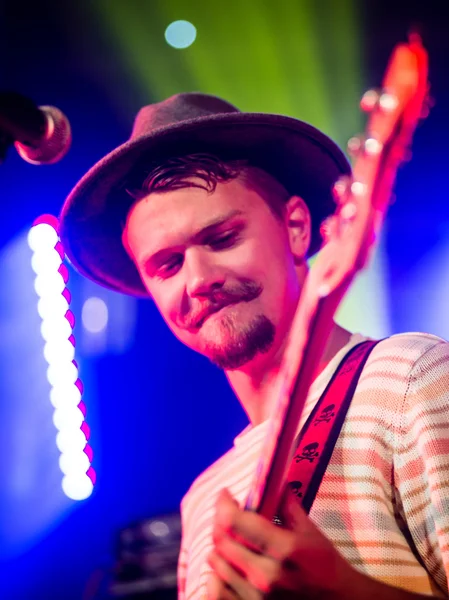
244;287;345;519
244;36;429;523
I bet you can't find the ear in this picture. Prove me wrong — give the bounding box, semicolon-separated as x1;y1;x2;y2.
285;196;311;261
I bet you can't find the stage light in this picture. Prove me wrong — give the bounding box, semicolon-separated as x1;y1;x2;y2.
37;294;69;320
165;20;196;49
46;361;78;387
53;406;85;430
56;428;88;453
62;473;94;501
29;215;95;501
148;520;170;537
41;318;72;342
27;222;58;251
34;272;65;297
31;247;62;273
59;451;90;476
43;340;75;365
82;296;109;333
50;384;82;408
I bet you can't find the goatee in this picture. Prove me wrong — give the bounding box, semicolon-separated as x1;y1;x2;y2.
204;313;275;370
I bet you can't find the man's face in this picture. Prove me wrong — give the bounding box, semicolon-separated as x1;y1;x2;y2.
124;178;302;370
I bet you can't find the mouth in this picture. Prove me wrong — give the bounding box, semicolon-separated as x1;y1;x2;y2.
194;302;238;330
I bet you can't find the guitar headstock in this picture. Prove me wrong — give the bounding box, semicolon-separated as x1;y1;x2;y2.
312;35;429;301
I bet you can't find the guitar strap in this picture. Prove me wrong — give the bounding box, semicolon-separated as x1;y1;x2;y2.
279;339;380;519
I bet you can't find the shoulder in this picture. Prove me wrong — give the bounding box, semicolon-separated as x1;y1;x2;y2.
347;333;448;421
374;331;446;357
377;334;449;436
366;332;448;374
398;333;449;405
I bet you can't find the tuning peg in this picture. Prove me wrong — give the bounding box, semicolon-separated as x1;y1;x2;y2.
360;89;380;112
378;92;399;112
347;135;364;157
350;181;367;197
332;176;353;205
360;88;398;113
347;135;383;157
364;137;383;155
331;177;359;219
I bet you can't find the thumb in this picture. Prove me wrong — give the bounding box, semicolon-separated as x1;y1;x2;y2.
217;487;238;505
283;493;336;552
214;488;239;535
282;493;315;534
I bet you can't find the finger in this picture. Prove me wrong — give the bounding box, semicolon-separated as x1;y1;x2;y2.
215;532;284;593
282;494;337;560
207;571;237;600
214;490;239;529
215;497;291;557
208;550;260;600
284;495;328;534
213;489;240;546
282;493;318;536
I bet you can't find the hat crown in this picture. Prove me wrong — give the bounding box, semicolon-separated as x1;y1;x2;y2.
131;92;240;139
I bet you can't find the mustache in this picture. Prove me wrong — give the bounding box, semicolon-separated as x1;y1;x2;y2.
181;280;263;330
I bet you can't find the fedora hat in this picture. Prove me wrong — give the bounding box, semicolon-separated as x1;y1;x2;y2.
59;92;351;297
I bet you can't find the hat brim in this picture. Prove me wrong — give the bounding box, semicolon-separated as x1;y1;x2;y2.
59;112;351;297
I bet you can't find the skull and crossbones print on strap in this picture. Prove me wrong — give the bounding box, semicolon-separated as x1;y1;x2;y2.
282;340;380;516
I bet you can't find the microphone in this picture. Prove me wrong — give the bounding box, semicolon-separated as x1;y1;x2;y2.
0;91;71;165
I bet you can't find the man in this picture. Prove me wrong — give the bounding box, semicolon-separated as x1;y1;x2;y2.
60;93;449;599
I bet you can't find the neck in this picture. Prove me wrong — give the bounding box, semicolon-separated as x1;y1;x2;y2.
225;322;352;426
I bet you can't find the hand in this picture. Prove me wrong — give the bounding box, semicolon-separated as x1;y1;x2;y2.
207;488;357;599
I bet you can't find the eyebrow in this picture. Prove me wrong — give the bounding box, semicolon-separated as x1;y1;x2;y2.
191;209;245;242
142;209;245;270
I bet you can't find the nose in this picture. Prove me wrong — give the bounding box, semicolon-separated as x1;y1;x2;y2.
184;248;225;299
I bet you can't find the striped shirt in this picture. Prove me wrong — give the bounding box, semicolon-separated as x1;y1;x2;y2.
178;332;449;599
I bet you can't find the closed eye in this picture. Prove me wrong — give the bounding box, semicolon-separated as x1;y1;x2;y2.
156;255;183;279
149;224;244;279
207;231;240;250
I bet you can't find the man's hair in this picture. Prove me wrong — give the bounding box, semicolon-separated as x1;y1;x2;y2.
126;153;290;220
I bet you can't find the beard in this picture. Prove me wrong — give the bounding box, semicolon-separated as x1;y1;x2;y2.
201;311;275;370
178;278;276;370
